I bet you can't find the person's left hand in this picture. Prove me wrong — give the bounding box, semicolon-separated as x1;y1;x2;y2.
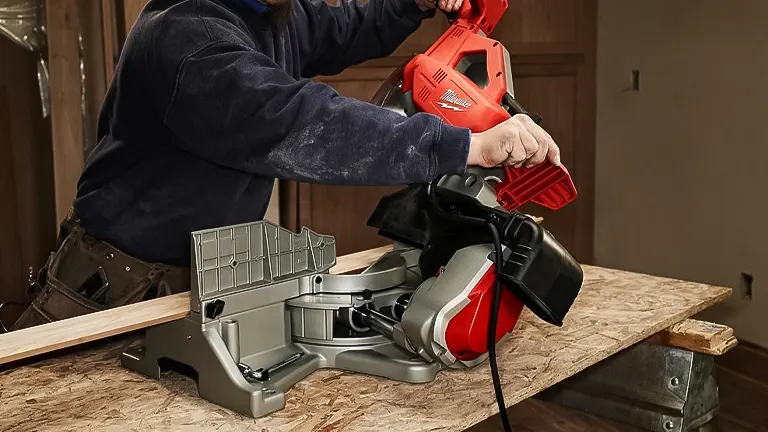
415;0;463;13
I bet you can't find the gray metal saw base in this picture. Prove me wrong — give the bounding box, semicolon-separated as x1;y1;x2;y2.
121;314;442;418
120;220;445;419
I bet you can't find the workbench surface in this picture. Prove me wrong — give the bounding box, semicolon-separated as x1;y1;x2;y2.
0;265;730;432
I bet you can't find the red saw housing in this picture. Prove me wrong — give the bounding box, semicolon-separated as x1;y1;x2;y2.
445;265;525;361
401;0;578;212
400;0;579;361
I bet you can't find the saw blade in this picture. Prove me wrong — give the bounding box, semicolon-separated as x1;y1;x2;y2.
370;61;413;117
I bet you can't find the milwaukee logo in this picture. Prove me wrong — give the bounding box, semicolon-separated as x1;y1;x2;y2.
437;89;472;112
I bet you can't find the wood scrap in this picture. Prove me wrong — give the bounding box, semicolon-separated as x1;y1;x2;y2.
646;318;737;355
0;245;392;365
332;245;392;274
101;0;118;85
526;215;544;223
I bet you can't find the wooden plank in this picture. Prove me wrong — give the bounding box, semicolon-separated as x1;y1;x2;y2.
45;0;85;227
122;0;150;34
101;0;118;86
647;318;738;355
0;86;25;311
0;263;731;431
0;292;190;365
333;244;392;273
0;246;394;365
78;0;110;157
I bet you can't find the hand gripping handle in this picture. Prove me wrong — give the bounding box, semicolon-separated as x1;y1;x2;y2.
495;95;577;212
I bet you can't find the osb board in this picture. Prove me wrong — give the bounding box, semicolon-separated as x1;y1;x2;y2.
0;265;731;432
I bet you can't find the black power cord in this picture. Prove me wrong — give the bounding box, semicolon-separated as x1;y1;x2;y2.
486;222;513;432
425;182;514;432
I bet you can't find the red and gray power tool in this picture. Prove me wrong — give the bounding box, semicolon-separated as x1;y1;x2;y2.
366;0;585;427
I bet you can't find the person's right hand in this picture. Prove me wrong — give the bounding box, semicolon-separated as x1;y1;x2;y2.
466;114;561;169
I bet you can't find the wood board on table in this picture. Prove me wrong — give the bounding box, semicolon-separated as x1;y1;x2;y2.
0;245;394;365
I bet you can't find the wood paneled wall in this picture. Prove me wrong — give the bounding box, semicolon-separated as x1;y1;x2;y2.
0;85;23;319
0;0;111;323
45;0;87;227
505;0;597;263
0;38;56;324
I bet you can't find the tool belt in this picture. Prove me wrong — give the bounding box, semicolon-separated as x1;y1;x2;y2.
9;209;189;331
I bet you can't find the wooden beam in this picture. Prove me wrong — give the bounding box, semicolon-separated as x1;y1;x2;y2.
122;0;150;34
100;0;118;86
0;86;25;309
2;292;190;366
646;318;737;356
0;245;393;365
45;0;85;226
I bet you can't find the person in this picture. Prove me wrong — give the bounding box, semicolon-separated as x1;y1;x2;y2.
8;0;560;330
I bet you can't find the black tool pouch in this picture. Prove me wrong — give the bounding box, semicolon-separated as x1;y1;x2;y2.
9;211;189;331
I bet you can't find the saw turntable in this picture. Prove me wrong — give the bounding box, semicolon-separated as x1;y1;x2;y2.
121;0;585;429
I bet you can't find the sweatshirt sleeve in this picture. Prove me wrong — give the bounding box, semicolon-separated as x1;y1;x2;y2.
299;0;434;77
163;40;470;186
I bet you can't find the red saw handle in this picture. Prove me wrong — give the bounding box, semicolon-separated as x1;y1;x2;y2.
496;95;577;212
407;0;578;212
495;164;578;212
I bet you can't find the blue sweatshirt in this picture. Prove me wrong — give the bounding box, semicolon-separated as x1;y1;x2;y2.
73;0;471;267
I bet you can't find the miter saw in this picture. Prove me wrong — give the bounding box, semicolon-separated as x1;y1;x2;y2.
365;1;583;428
120;1;584;430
